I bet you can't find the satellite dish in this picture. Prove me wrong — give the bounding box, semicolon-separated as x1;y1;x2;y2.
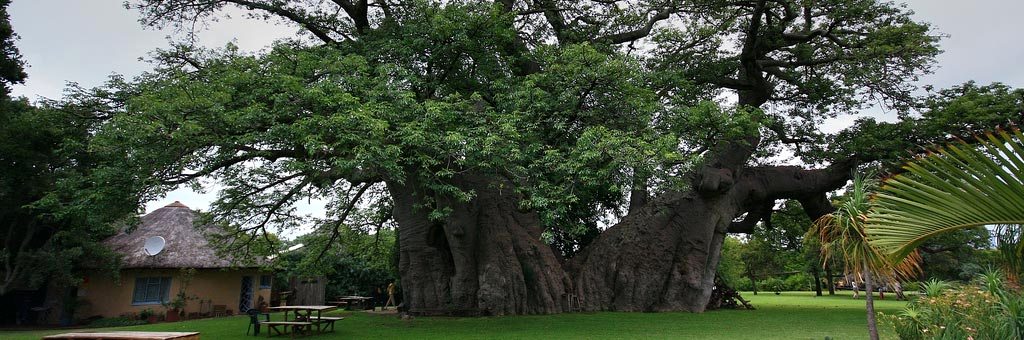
143;236;166;256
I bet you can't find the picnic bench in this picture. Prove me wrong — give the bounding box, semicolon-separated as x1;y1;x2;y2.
328;296;372;310
307;316;345;332
263;321;314;338
43;331;200;340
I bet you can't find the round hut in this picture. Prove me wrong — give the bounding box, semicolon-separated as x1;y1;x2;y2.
77;201;271;319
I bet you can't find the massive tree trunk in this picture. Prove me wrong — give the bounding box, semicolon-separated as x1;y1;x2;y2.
568;167;744;312
390;120;854;315
570;161;854;312
389;173;568;316
571;189;738;312
389;159;855;314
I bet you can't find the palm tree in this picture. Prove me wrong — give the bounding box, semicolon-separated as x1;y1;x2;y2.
810;174;917;340
867;129;1024;262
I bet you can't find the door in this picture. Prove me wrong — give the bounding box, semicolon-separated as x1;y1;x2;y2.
239;276;254;313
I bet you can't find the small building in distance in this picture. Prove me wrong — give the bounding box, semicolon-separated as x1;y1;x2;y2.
77;201;271;319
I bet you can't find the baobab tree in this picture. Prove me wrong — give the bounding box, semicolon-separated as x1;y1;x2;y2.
89;0;953;315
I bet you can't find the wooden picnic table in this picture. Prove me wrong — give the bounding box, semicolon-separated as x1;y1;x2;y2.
265;305;340;337
328;296;373;310
43;331;200;340
268;305;336;321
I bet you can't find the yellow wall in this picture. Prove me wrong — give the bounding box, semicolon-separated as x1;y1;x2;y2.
78;268;271;318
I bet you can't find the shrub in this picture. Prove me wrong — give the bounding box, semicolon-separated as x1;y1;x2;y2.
759;278;785;294
883;270;1024;339
88;317;149;328
138;308;155;322
784;273;813;291
920;278;952;298
958;262;984;281
902;281;921;293
734;279;753;291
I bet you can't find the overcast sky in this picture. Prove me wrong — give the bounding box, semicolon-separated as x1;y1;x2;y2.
8;0;1024;218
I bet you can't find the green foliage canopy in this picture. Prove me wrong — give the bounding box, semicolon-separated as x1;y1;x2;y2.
88;0;947;261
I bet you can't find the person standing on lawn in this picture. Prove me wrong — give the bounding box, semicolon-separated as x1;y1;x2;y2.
385;282;397;309
892;281;906;300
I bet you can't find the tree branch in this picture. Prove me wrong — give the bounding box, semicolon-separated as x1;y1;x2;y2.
532;0;570;44
711;77;754;90
731;158;859;224
328;0;370;34
160;148;302;185
728;200;773;233
223;0;339;44
742;159;856;200
314;182;374;262
741;0;768;59
765;117;813;147
762;65;799;86
251;177;312;235
758;56;844;68
594;7;675;44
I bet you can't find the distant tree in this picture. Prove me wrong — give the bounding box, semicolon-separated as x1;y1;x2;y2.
0;0;138;301
717;236;746;287
0;0;25;96
766;200;827;295
735;200;823;294
274;223;397;302
0;94;140;297
915;227;992;281
818;82;1024;167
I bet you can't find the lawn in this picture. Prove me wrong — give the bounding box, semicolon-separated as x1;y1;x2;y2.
1;291;908;340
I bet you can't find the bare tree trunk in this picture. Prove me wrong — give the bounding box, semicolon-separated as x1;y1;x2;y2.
863;263;879;340
571;190;737;312
750;270;758;295
812;268;822;296
1;218;37;296
826;263;835;295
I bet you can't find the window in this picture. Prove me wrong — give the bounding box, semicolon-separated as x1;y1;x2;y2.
132;277;171;305
259;275;272;289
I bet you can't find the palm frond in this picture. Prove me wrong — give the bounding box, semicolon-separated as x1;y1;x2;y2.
868;128;1024;260
811;174;919;281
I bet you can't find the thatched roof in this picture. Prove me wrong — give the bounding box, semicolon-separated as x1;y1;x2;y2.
103;201;254;269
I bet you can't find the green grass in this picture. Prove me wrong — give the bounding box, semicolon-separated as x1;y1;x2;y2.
1;291;907;339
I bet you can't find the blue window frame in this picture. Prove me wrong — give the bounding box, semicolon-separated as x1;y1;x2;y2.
259;275;272;289
132;277;172;305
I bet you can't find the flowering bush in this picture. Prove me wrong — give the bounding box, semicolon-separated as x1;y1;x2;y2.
883;270;1024;339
